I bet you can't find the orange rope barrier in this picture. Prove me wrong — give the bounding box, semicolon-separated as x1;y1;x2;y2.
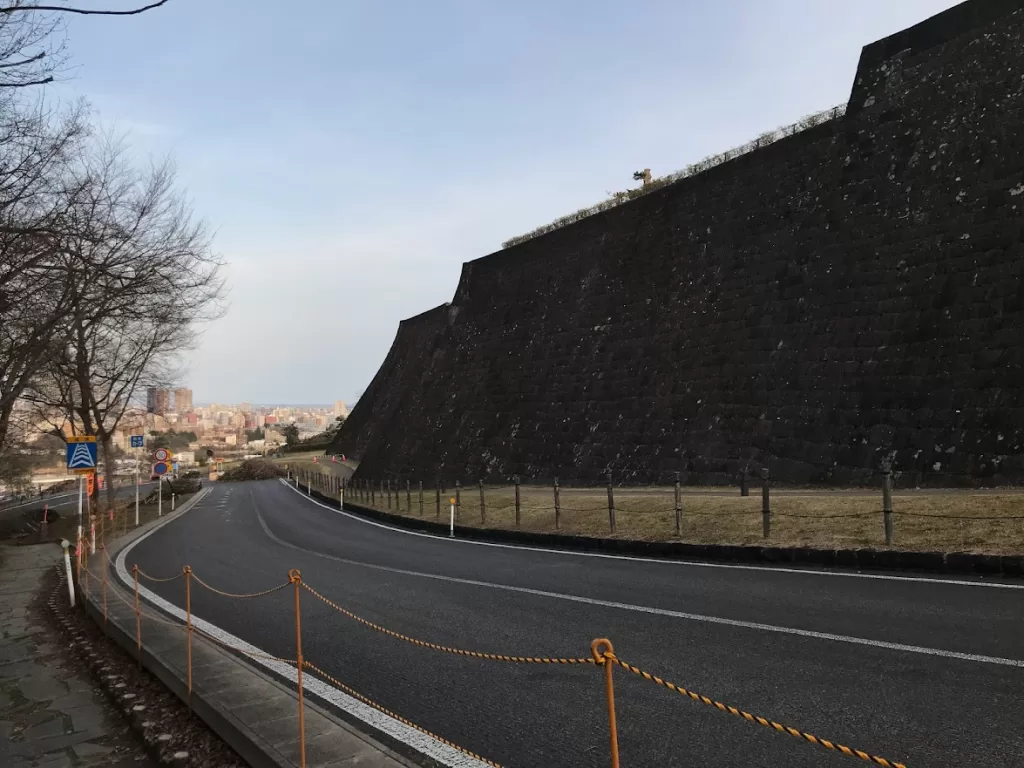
302;582;594;665
599;649;907;768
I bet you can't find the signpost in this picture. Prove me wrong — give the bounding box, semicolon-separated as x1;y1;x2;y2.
130;435;144;527
152;450;171;517
66;436;97;558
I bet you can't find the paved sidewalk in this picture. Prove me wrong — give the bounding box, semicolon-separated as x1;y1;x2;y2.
0;543;155;768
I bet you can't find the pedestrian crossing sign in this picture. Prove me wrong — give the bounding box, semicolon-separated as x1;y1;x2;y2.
66;436;97;474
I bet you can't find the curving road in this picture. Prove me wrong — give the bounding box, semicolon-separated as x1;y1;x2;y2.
117;479;1024;768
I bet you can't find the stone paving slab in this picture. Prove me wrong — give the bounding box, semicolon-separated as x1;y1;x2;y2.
0;543;155;768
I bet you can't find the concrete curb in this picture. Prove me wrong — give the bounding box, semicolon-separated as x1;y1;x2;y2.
304;486;1024;579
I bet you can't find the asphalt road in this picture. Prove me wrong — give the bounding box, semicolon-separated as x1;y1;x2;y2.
0;479;159;528
121;479;1024;768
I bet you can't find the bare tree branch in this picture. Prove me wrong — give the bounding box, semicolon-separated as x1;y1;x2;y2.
0;1;170;16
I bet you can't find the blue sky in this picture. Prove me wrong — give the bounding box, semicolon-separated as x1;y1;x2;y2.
59;0;961;405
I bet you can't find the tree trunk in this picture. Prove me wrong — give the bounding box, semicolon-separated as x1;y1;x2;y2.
101;434;117;521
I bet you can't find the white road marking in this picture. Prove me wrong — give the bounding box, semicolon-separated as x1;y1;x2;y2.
255;507;1024;669
278;479;1024;591
114;491;490;768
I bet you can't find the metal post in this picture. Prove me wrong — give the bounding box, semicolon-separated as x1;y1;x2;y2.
606;473;615;534
158;477;162;517
61;540;75;608
479;479;486;524
592;639;620;768
418;480;424;516
883;468;894;545
449;497;456;538
171;493;176;511
101;545;107;624
184;566;193;705
133;564;141;669
135;453;140;527
761;468;771;538
290;570;306;768
674;472;682;536
554;477;561;530
515;476;521;527
77;476;84;559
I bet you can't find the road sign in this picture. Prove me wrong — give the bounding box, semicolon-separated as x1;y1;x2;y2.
153;448;170;462
66;436;97;473
130;435;144;449
152;461;170;476
86;474;95;495
172;462;179;472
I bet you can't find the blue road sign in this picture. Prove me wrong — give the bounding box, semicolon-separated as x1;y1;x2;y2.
130;435;144;449
66;437;97;471
172;462;179;472
152;461;170;476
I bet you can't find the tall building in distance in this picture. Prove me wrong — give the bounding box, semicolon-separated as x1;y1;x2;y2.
147;387;170;415
174;387;193;413
334;400;349;419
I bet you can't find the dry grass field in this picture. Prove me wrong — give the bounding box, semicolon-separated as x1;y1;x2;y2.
344;482;1024;555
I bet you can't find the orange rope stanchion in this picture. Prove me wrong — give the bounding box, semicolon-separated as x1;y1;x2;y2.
184;565;193;706
591;639;620;768
291;570;306;768
133;564;142;670
101;544;108;625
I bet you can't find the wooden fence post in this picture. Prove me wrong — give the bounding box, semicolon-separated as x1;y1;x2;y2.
674;471;682;536
761;468;771;538
514;476;521;527
606;473;616;534
479;479;486;524
554;477;561;530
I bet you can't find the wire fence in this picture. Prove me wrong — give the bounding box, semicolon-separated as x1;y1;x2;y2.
74;541;909;768
290;468;1024;555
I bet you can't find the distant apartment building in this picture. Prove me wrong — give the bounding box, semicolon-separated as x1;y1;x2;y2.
334;400;349;419
265;415;278;425
174;388;193;413
147;387;170;415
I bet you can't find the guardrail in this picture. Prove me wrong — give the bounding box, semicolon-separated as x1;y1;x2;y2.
76;539;909;768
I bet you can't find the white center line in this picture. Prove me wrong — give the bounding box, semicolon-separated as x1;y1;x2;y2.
256;506;1024;669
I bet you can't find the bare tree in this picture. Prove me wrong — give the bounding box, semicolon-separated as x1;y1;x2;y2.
0;98;92;450
0;1;172;88
31;135;224;511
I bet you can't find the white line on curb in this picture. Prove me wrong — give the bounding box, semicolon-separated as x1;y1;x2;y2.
277;479;1024;591
114;487;491;768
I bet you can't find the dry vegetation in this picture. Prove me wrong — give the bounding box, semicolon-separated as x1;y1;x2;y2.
347;483;1024;555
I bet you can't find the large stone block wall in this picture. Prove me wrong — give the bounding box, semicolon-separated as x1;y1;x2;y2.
332;0;1024;486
